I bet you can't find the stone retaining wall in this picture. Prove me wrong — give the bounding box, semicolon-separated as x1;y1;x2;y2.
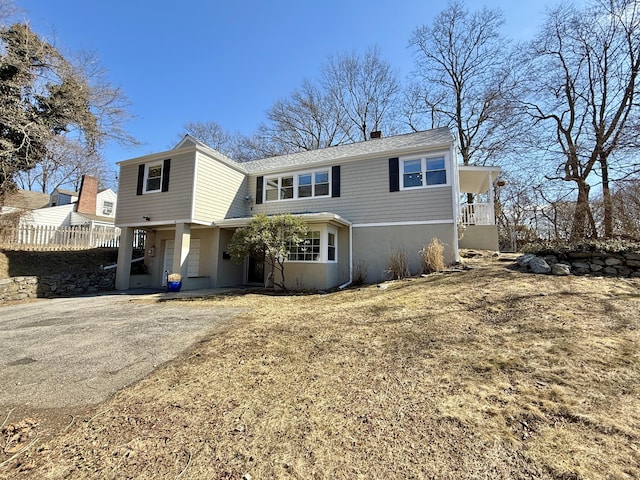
0;270;116;303
517;250;640;277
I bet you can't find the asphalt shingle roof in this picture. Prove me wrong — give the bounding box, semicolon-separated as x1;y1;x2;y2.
2;190;50;210
240;127;454;174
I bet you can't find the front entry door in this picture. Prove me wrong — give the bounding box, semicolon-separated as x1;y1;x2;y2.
247;253;265;285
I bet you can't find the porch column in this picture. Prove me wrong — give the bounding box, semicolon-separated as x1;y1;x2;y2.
115;227;134;290
487;171;495;224
172;222;191;279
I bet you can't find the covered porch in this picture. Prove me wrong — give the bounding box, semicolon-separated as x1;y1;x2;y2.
457;165;502;250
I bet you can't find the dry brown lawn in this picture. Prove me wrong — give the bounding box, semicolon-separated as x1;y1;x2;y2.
1;255;639;479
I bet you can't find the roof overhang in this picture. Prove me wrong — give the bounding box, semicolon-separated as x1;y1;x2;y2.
215;212;352;229
458;165;502;194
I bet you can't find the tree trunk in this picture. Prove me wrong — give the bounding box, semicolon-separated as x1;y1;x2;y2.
600;156;613;238
570;181;595;241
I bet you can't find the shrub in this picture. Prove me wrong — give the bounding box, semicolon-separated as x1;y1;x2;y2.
386;250;410;280
352;259;368;286
421;238;445;273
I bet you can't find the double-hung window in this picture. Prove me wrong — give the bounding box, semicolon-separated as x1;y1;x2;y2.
266;176;294;201
145;164;163;193
265;170;330;202
327;232;336;261
401;156;447;189
102;201;114;215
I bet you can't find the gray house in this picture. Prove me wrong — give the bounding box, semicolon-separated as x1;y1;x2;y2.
114;128;500;291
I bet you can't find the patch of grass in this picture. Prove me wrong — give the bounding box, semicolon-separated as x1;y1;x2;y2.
1;260;639;479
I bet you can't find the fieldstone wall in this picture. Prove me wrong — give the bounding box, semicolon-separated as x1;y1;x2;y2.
516;250;640;277
0;269;116;303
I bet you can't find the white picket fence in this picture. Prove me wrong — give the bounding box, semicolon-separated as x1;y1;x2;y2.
0;224;123;250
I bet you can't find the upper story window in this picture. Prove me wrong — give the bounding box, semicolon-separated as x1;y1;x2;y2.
145;164;163;193
265;169;330;202
102;201;114;215
136;158;171;196
401;156;447;189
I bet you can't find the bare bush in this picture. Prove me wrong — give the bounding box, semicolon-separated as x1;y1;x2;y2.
352;259;368;286
421;238;445;273
386;250;410;280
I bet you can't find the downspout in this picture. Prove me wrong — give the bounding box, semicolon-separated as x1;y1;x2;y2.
338;224;353;289
451;140;461;262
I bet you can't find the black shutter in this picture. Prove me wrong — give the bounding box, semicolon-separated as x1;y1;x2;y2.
136;164;145;195
389;157;399;192
161;159;171;192
331;165;340;198
255;176;264;204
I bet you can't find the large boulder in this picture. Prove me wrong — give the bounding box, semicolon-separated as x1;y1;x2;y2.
552;263;571;276
516;254;536;268
529;257;551;274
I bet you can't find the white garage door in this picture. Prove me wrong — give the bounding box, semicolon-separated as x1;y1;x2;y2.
162;239;200;285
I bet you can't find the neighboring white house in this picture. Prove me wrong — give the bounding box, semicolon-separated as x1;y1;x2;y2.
23;177;117;228
114;128;501;291
1;176;120;249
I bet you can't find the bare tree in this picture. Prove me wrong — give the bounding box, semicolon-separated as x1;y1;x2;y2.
0;0;17;24
0;23;134;196
408;1;516;172
610;179;640;239
322;46;400;141
180;120;235;153
520;0;640;240
264;79;350;151
15;135;108;192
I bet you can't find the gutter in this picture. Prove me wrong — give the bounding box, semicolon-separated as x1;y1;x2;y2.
338;224;353;289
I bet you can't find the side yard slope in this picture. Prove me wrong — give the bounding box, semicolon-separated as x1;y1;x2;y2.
1;258;639;479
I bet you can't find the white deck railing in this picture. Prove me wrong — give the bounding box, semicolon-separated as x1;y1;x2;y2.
459;203;495;226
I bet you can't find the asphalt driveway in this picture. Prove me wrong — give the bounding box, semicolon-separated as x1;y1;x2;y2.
0;290;244;409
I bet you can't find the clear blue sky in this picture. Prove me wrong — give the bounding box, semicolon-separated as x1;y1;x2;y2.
16;0;561;182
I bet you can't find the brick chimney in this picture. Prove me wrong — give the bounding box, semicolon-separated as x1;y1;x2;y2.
77;175;98;215
370;130;382;139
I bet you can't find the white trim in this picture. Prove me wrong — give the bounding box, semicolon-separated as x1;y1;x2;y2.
326;226;337;263
116;219;210;228
399;151;450;191
142;162;164;194
117;142;248;176
450;141;461;262
215;212;351;229
352;219;455;228
339;223;353;289
264;167;331;203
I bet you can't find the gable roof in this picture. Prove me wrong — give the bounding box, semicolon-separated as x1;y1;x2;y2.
174;135;199;149
241;127;454;174
53;188;79;197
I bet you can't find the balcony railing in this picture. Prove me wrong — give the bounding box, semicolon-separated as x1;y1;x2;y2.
459;203;495;226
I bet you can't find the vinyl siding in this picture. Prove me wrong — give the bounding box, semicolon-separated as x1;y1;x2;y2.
249;154;454;224
96;190;117;217
23;204;74;226
115;151;195;225
193;152;249;222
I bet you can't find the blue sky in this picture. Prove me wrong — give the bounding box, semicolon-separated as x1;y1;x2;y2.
16;0;562;181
